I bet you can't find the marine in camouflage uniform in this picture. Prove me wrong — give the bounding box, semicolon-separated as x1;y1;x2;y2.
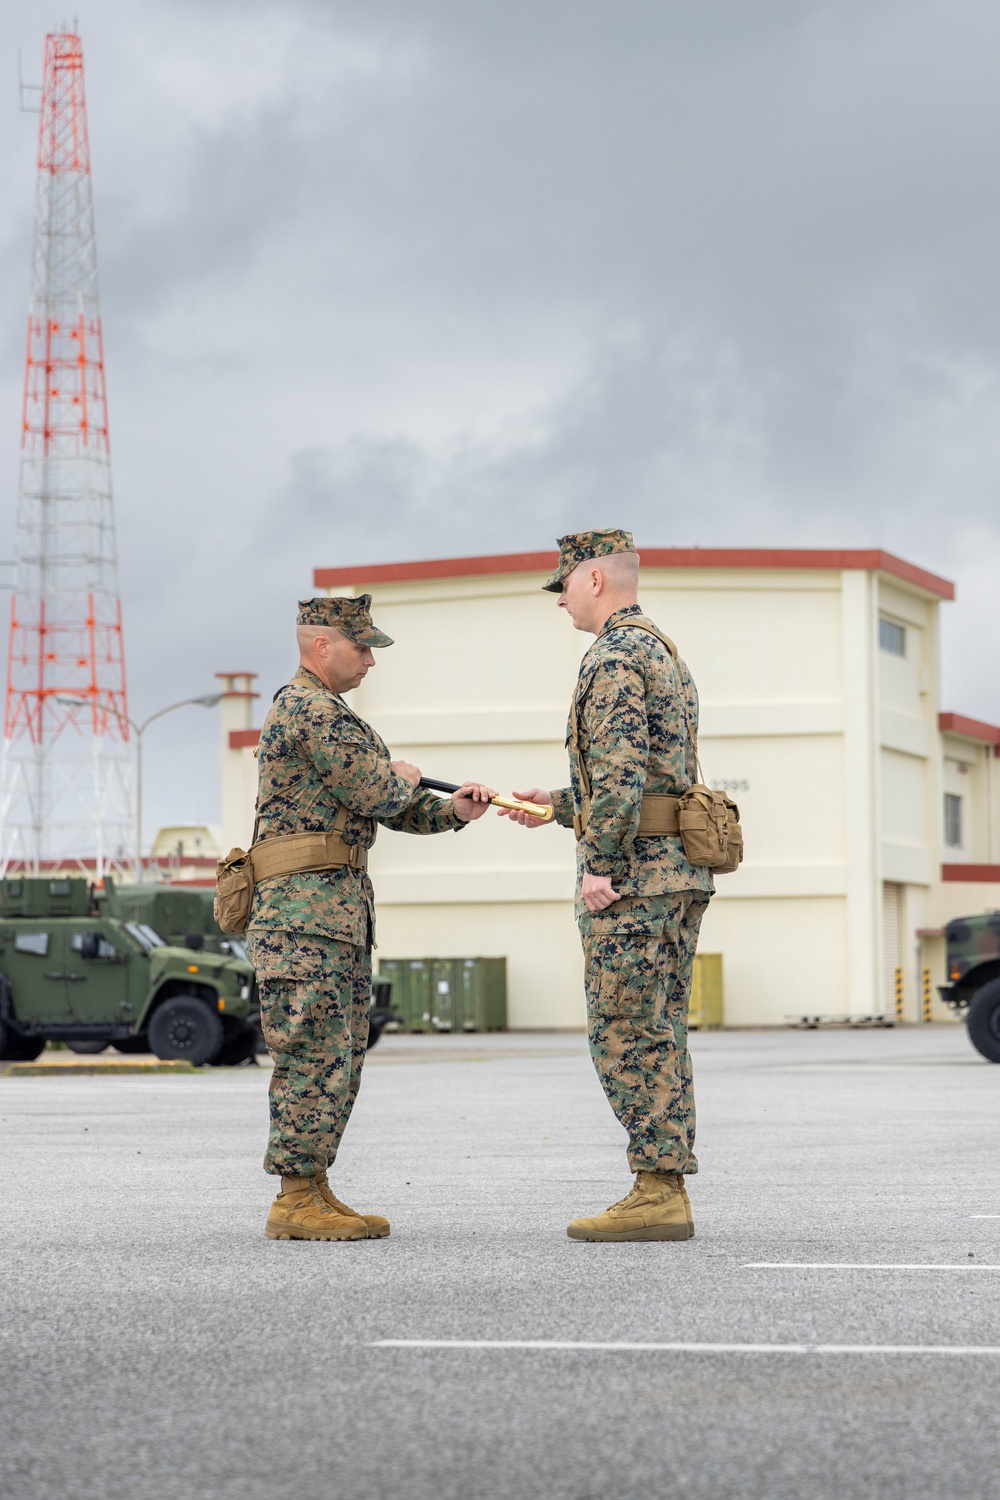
536;530;713;1239
246;594;482;1241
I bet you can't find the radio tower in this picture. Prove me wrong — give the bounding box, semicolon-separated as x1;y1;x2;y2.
0;31;132;879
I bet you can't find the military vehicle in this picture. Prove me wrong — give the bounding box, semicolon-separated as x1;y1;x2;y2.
103;882;238;957
105;884;399;1048
0;877;258;1066
939;910;1000;1062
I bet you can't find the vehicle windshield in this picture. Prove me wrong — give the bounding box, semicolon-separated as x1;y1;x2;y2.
225;938;247;962
123;921;167;952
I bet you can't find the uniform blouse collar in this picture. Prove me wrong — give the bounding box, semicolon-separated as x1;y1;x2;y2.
599;603;643;637
293;665;332;694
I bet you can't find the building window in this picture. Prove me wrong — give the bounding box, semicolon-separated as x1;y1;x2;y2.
944;793;963;848
879;617;906;656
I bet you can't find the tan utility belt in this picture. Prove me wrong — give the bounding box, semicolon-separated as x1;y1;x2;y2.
250;829;368;882
573;793;680;841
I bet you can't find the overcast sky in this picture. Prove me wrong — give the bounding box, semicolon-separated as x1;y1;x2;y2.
2;0;1000;841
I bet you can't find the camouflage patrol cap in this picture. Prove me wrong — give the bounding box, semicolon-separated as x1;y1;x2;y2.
541;529;637;592
296;594;394;648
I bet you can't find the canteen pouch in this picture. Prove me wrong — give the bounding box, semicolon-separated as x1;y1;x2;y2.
678;786;743;874
214;847;255;935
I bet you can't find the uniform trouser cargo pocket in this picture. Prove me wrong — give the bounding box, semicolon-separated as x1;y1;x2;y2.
246;930;372;1178
582;892;708;1176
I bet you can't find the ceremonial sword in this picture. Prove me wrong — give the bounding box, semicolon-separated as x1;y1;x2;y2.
418;777;554;823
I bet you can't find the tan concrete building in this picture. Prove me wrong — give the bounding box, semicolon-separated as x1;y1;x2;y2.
220;547;1000;1028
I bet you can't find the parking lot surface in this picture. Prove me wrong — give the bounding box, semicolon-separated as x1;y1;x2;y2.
2;1025;999;1500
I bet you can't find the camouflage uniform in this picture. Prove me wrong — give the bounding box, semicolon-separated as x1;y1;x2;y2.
545;532;713;1178
246;596;467;1178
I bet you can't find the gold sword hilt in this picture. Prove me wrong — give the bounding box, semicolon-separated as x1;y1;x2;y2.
417;777;554;823
490;795;554;822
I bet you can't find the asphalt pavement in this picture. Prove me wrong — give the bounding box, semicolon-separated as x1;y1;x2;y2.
2;1024;999;1500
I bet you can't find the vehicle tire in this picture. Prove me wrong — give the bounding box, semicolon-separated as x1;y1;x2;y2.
148;996;223;1065
966;978;1000;1063
113;1037;150;1054
0;1020;45;1062
12;1037;45;1061
208;1021;258;1067
367;1011;401;1051
368;1016;386;1050
66;1040;109;1054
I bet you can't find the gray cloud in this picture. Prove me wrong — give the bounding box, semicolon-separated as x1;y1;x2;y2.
2;0;999;837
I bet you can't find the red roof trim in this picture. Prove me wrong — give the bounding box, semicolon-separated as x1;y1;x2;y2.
316;551;559;587
938;712;1000;746
942;864;1000;883
229;728;261;750
314;547;955;599
144;856;218;869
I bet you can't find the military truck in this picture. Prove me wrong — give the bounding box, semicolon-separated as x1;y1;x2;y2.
0;877;258;1066
103;884;400;1048
939;911;1000;1062
103;882;238;956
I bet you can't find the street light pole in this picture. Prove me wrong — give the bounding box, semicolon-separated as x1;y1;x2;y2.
57;694;222;881
130;696;222;881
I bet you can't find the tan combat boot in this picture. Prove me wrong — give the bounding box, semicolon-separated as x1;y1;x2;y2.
679;1177;694;1236
265;1175;368;1241
314;1169;390;1239
567;1171;691;1242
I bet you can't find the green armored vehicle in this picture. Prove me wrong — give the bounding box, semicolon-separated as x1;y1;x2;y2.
98;885;400;1048
104;883;241;959
940;911;1000;1062
0;877;258;1066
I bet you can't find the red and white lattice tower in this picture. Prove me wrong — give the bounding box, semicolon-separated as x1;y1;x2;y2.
1;32;132;878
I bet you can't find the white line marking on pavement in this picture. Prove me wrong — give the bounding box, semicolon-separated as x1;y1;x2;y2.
372;1340;1000;1356
743;1263;1000;1271
968;1215;1000;1219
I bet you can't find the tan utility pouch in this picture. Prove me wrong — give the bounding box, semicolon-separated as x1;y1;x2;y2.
677;785;743;874
569;618;744;874
214;805;366;935
215;847;256;935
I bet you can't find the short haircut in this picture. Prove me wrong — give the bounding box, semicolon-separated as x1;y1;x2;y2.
599;550;640;592
296;623;344;653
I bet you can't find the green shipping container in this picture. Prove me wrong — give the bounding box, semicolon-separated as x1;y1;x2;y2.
431;960;457;1031
401;959;433;1031
377;956;508;1032
375;960;415;1027
377;959;405;1003
454;957;507;1031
